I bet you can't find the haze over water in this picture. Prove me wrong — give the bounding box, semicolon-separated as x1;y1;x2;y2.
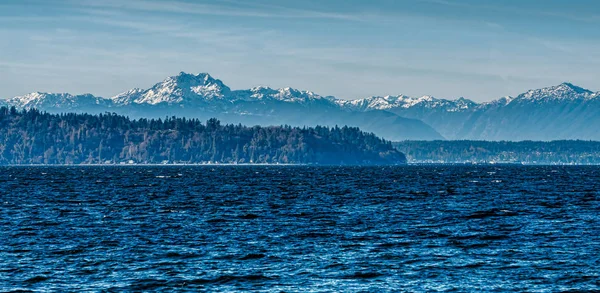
1;165;599;292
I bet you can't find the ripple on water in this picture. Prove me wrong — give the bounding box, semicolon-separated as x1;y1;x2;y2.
1;165;599;292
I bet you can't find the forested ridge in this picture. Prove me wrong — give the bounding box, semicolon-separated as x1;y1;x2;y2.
0;107;406;165
395;140;600;164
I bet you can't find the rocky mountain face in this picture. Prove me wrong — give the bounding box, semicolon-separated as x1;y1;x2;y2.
3;72;599;141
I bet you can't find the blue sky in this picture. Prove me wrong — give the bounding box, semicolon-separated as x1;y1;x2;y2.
1;0;599;101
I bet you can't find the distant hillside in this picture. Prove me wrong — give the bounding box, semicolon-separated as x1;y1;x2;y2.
0;107;406;165
394;140;600;165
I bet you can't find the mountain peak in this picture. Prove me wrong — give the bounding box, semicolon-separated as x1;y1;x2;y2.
337;94;476;112
175;71;212;81
10;92;71;105
555;82;591;94
111;88;144;105
7;92;105;109
518;82;593;101
169;72;225;89
131;72;231;105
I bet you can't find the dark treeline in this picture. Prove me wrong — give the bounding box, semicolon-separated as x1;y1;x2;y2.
395;140;600;164
0;107;405;165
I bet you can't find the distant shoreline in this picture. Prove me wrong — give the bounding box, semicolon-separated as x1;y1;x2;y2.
394;140;600;166
1;163;399;167
3;163;600;167
408;162;600;166
1;163;303;167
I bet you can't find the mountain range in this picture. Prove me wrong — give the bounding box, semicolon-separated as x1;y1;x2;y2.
341;82;600;140
2;72;599;141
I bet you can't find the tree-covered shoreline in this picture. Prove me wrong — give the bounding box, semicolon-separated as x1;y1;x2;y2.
0;107;406;165
395;140;600;165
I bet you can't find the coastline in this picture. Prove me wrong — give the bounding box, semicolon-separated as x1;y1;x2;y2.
3;163;600;167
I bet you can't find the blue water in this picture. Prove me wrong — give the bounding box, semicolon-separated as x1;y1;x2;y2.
1;166;599;292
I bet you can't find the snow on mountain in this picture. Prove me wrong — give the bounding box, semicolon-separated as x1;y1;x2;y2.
481;96;514;107
6;92;108;110
236;86;331;103
123;72;232;105
338;95;477;112
5;73;600;141
338;82;598;114
7;77;598;112
515;82;594;102
111;88;144;105
108;73;329;106
330;82;600;141
6;72;337;111
3;72;446;141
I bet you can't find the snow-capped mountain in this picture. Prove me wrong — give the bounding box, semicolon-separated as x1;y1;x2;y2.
110;88;144;105
3;72;599;141
2;72;442;141
112;72;232;105
464;83;600;140
346;82;600;140
515;82;594;102
108;72;332;107
6;92;109;112
241;86;332;103
337;95;477;112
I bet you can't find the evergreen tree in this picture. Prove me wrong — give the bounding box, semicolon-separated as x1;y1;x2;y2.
0;107;406;165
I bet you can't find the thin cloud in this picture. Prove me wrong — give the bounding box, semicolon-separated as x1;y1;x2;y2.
70;0;365;21
69;12;277;51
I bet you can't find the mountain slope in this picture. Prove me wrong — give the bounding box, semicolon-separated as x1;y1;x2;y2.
6;92;109;113
3;72;443;141
345;82;600;141
6;72;597;141
458;83;600;140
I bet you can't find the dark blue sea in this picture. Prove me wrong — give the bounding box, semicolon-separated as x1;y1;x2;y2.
1;166;599;292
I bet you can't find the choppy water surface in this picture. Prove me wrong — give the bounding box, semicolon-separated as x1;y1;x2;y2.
1;166;599;292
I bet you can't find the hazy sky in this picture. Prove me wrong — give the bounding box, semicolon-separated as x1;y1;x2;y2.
1;0;599;101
